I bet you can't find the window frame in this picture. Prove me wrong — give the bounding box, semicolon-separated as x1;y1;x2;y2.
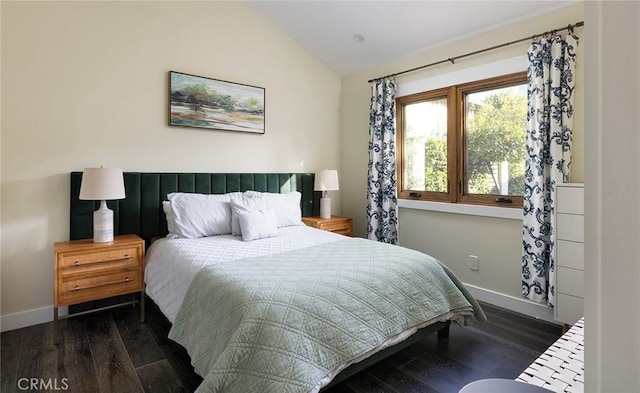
396;71;527;208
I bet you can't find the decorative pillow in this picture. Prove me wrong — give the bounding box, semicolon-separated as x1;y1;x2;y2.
230;197;269;236
242;191;304;228
167;192;235;238
237;208;279;242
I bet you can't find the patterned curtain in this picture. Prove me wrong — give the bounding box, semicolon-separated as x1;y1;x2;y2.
522;33;578;307
367;77;398;244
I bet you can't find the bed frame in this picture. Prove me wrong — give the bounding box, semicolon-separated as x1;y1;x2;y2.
68;171;450;389
69;172;320;243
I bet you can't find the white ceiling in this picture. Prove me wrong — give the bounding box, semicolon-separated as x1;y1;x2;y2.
247;0;579;76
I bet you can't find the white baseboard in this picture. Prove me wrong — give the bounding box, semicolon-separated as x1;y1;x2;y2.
464;282;560;325
2;284;557;332
1;306;67;332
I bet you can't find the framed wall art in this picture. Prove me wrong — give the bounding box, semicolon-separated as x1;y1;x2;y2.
169;71;265;134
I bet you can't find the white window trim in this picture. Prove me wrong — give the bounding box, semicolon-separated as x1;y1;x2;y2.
398;55;527;98
397;55;528;221
398;198;522;220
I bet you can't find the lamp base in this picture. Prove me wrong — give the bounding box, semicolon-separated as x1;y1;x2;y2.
93;200;114;243
320;197;332;219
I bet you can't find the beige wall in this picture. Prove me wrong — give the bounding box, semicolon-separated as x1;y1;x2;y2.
0;1;341;322
340;3;584;301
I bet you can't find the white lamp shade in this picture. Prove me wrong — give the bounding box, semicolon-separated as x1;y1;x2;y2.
314;169;339;191
79;168;126;201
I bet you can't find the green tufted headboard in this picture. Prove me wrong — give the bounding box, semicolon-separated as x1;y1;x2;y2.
70;172;320;243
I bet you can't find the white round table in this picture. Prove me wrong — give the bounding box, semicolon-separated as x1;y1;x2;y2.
459;379;553;393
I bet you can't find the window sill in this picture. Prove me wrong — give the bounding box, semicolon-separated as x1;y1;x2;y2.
397;199;522;220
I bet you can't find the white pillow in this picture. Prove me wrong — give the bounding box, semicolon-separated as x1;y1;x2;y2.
242;191;304;228
167;192;236;238
162;201;177;238
237;208;279;241
230;197;269;236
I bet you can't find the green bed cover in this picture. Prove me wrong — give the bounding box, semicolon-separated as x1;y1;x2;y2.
169;238;485;393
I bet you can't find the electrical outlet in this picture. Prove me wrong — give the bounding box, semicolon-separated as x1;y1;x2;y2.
469;255;479;270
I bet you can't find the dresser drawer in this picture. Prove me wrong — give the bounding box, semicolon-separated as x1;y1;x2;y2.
557;266;584;298
556;293;584;325
59;269;141;305
556;214;584;242
556;186;584;215
556;240;584;270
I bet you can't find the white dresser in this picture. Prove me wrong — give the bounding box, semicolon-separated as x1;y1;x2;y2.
555;183;584;325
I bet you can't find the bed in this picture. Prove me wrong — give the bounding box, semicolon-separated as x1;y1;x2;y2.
69;172;485;393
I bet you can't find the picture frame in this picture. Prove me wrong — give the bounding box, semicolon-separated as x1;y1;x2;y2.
169;71;265;134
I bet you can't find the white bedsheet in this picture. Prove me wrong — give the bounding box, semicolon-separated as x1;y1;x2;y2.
145;225;345;322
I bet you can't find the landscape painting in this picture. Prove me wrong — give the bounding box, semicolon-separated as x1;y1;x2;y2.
169;71;265;133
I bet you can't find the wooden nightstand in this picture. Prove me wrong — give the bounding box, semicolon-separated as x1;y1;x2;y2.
54;234;145;323
302;216;353;236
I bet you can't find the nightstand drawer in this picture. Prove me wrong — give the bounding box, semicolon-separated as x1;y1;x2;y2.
59;269;141;305
59;247;139;269
319;220;351;232
302;216;353;236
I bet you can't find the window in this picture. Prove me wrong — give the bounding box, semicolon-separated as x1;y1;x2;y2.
397;72;527;207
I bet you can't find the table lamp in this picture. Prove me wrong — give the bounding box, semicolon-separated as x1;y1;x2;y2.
79;167;126;243
314;169;339;219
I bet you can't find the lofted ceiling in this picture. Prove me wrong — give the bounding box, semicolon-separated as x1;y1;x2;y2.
247;0;579;76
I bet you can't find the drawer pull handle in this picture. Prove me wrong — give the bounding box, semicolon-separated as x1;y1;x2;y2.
73;285;80;291
125;277;130;282
124;254;130;259
74;261;80;266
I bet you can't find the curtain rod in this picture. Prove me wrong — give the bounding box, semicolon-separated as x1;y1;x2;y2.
368;21;584;83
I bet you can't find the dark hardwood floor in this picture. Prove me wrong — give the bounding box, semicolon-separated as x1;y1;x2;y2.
1;300;561;393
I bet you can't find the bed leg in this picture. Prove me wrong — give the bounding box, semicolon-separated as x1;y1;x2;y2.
437;322;450;340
